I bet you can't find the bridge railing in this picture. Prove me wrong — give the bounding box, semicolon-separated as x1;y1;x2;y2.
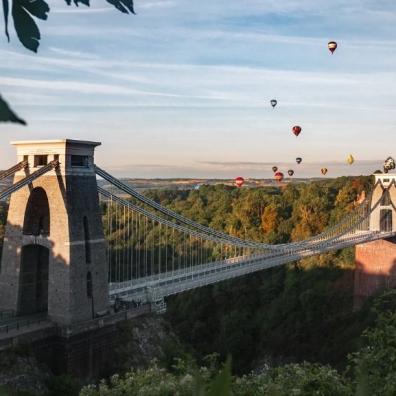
0;314;48;335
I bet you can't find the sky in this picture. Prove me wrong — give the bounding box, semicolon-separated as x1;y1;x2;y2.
0;0;396;178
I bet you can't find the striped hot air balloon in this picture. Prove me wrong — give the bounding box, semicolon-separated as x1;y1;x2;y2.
328;41;337;54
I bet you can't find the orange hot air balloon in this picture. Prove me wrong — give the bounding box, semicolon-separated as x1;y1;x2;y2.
328;41;337;54
274;171;284;182
292;126;302;137
321;168;328;176
235;176;245;188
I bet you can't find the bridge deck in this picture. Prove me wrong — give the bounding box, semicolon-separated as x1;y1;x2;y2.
110;230;396;301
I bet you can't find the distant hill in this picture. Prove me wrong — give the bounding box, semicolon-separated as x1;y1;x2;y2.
98;177;326;191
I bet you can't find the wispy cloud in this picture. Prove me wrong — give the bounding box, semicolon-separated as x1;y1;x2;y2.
139;1;176;9
48;47;99;59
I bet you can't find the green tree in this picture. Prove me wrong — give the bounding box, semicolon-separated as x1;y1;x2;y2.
233;363;350;396
349;311;396;396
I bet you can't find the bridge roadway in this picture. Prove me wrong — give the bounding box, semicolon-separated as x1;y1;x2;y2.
109;229;396;302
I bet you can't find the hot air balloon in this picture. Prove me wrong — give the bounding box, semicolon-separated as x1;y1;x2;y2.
270;99;277;108
328;41;337;54
321;168;328;176
272;166;278;173
296;157;302;164
235;176;244;188
288;169;294;177
274;171;284;182
292;126;302;137
347;154;354;165
383;157;395;173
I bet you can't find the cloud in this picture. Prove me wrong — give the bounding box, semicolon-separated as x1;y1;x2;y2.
48;47;99;59
0;76;239;100
139;1;176;9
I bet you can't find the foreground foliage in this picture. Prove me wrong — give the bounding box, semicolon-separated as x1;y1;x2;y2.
80;359;348;396
79;296;396;395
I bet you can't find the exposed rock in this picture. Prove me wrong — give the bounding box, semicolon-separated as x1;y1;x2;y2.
113;314;183;372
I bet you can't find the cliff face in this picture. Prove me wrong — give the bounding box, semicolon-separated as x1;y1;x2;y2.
110;314;183;374
0;314;183;395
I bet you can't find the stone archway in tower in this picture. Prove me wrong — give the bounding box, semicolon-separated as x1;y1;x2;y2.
380;209;393;232
23;187;50;236
18;244;49;315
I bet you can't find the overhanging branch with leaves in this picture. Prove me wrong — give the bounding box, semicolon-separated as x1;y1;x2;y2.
0;0;135;124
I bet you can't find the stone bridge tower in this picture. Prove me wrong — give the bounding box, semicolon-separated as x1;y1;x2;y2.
0;140;108;325
355;173;396;308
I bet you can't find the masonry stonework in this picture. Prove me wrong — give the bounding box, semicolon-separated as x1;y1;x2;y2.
0;140;109;325
354;237;396;308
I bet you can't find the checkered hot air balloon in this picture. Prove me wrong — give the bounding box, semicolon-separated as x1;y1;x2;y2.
383;157;396;173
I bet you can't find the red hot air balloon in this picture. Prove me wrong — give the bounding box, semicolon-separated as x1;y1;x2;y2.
328;41;337;54
235;176;245;188
292;126;302;137
274;171;284;182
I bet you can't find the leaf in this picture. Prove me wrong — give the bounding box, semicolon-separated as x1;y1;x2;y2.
12;0;50;52
207;356;232;396
0;94;27;125
2;0;9;41
64;0;90;6
106;0;135;14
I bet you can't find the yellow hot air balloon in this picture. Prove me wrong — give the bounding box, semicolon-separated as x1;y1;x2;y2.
347;154;354;165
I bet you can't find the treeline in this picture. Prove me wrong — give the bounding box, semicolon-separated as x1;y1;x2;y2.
145;176;371;244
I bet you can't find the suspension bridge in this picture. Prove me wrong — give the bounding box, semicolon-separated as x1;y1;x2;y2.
0;140;395;324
